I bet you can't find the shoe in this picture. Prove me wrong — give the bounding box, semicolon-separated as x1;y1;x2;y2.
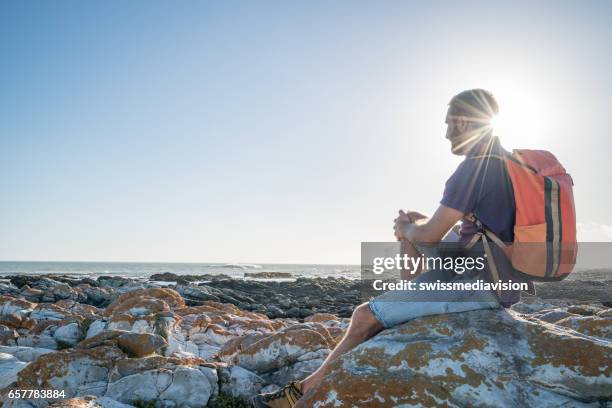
251;381;303;408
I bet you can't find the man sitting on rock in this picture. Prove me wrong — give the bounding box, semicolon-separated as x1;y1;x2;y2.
253;89;521;408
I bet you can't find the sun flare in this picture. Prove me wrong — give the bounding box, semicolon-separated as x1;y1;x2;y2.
486;87;553;150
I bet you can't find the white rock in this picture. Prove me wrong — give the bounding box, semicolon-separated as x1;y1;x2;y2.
165;332;198;357
0;398;36;408
17;334;57;349
87;320;108;338
130;319;151;333
219;365;264;402
0;346;54;362
106;366;218;408
158;366;216;407
0;352;27;388
196;344;220;360
0;301;34;317
197;366;219;397
24;350;115;399
54;322;82;346
263;358;325;386
30;309;67;321
296;308;612;408
189;330;232;347
105;371;172;404
107;319;150;333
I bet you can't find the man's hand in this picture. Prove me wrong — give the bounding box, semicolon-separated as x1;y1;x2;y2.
405;210;428;222
394;210;428;240
393;210;413;241
397;205;464;244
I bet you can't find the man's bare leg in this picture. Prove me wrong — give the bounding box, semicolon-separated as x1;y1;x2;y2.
300;303;384;393
299;210;434;394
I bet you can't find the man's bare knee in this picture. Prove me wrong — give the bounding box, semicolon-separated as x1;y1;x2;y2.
348;303;383;339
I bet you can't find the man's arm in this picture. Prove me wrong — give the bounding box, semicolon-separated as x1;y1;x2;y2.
396;204;464;244
392;206;464;279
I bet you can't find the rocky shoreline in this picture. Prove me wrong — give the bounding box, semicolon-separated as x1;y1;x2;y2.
0;273;610;407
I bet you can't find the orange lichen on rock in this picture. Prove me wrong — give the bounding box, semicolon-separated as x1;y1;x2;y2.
105;288;185;316
216;333;268;360
116;332;167;357
239;328;332;358
14;345;124;389
110;354;208;381
0;313;36;330
304;313;339;323
230;327;333;374
55;300;101;317
0;296;37;314
555;315;612;340
528;323;612;377
297;373;456;408
301;309;612;407
448;332;489;361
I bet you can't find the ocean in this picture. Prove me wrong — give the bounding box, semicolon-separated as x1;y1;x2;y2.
0;261;362;280
0;261;609;282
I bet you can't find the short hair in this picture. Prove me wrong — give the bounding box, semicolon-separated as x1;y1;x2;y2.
448;89;499;122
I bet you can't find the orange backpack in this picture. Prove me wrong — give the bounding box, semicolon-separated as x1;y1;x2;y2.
466;149;577;282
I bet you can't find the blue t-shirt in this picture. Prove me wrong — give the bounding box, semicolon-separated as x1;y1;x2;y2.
441;136;515;243
440;136;523;306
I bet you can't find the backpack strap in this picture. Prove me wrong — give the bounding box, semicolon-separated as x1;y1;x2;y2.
464;213;507;297
482;233;502;296
464;213;536;296
464;213;507;248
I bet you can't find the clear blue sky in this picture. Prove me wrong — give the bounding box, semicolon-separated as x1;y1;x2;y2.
1;1;611;264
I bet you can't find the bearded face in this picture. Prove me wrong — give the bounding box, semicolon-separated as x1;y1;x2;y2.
445;111;490;155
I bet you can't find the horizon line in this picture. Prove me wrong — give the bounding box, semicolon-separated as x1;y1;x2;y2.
0;259;360;266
